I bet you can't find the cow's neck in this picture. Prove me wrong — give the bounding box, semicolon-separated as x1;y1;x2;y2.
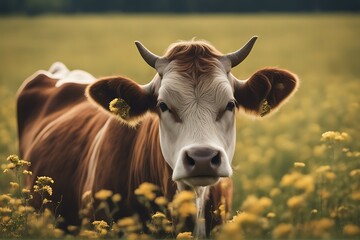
176;182;210;238
128;114;175;199
194;186;210;238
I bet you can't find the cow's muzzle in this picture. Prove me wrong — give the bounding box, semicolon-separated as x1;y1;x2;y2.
173;145;232;187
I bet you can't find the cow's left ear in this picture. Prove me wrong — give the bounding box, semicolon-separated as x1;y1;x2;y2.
86;76;157;125
234;68;299;117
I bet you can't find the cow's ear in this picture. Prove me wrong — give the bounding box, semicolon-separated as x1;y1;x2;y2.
234;68;299;117
86;76;157;126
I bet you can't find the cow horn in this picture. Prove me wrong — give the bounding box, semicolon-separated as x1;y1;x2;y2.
223;36;258;68
135;41;160;69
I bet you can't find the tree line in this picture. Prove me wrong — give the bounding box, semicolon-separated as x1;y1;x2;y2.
1;0;359;15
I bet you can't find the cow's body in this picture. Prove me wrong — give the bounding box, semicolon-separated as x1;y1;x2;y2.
17;67;230;233
17;38;298;237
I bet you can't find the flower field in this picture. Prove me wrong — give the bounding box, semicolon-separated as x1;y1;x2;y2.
0;14;359;238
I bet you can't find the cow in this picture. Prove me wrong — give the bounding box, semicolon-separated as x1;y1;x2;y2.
17;36;298;237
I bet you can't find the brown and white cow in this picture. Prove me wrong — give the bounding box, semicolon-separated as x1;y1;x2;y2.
17;36;298;237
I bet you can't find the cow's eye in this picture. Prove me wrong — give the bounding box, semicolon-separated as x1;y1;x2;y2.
158;102;169;112
226;101;236;111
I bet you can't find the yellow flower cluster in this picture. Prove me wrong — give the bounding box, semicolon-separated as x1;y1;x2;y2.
169;191;196;218
321;131;349;142
2;128;360;240
2;154;30;173
92;220;109;236
134;182;159;201
94;189;113;201
281;172;314;194
149;211;172;234
176;231;193;239
241;195;272;214
33;176;54;196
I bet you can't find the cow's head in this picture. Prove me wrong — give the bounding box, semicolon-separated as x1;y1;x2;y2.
86;37;298;188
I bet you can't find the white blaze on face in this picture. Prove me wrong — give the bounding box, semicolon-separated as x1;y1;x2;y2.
157;62;235;187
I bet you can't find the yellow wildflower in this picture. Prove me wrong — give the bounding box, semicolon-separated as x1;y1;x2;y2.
306;218;334;238
350;169;360;177
325;172;336;181
4;163;15;170
53;228;64;238
22;170;32;175
222;222;241;235
0;194;12;202
270;188;281;198
43;198;52;204
311;209;318;215
94;189;113;201
343;224;360;236
6;155;31;168
36;176;54;184
176;232;193;239
313;145;326;156
155;196;168;206
321;131;349;142
319;190;331;199
112;193;122;202
351;191;360;201
294;175;314;193
117;217;140;232
280;172;302;186
233;212;258;226
241;195;272;214
67;225;78;232
294;162;305;168
152;211;166;220
170;191;195;208
177;201;196;217
2;216;10;223
134;182;159;200
0;207;12;214
267;212;276;218
21;188;30;194
287;195;305;209
316;165;331;173
93;220;109;233
33;185;53;196
18;206;35;214
272;223;293;238
117;217;136;228
10;182;19;189
79;230;98;238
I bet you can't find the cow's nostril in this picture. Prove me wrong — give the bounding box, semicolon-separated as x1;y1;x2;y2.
210;152;221;166
186;155;196;166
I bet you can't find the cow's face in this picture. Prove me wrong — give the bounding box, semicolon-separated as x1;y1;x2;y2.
156;60;235;187
87;37;299;188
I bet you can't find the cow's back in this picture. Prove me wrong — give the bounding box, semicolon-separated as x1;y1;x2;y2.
17;72;112;225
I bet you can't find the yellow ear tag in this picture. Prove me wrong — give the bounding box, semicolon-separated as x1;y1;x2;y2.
109;98;130;119
260;99;271;117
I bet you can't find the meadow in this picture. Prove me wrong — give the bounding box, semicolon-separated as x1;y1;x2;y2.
0;14;359;238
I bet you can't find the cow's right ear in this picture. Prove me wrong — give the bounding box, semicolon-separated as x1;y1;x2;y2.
86;76;157;126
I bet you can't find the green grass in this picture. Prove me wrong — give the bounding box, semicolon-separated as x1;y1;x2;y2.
0;14;360;238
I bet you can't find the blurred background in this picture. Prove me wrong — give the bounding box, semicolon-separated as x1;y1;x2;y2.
1;0;360;14
0;1;359;237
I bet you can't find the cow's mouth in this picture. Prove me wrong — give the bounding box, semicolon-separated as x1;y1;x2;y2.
182;176;220;187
